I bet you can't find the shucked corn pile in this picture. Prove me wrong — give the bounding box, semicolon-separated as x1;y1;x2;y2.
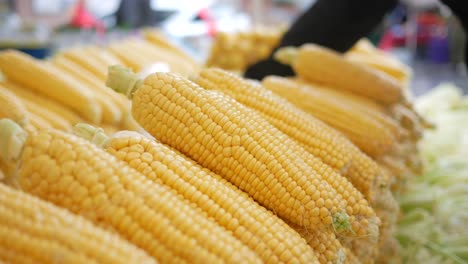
0;26;431;263
205;25;285;72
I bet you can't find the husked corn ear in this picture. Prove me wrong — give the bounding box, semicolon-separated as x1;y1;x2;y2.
0;183;157;264
0;50;101;123
347;39;412;84
196;69;386;205
20;97;71;131
0;85;28;126
292;77;404;140
274;44;404;105
84;45;125;68
194;68;380;240
291;223;346;264
108;41;152;72
142;28;199;68
107;66;349;231
46;62;122;125
263;76;395;158
193;68;351;172
2;81;83;125
125;39;195;76
344;248;360;264
59;48;108;80
27;112;52;131
74;124;319;264
0;119;261;264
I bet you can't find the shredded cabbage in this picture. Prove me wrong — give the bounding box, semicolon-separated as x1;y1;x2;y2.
397;83;468;264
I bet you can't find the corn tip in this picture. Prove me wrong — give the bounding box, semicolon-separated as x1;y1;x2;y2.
0;118;27;162
106;65;142;99
72;123;109;148
274;46;298;65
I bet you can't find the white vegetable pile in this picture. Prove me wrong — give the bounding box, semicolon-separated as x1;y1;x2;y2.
397;83;468;264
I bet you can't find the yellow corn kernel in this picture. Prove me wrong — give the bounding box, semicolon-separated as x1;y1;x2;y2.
292;224;346;264
74;124;319;264
107;66;348;231
0;183;157;264
0;119;261;264
0;50;101;123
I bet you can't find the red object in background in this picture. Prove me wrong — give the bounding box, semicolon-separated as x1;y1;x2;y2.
70;0;105;34
198;8;216;36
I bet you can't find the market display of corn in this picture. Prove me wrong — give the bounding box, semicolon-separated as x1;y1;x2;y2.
0;26;466;264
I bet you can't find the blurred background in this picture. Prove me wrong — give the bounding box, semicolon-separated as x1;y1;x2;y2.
0;0;466;94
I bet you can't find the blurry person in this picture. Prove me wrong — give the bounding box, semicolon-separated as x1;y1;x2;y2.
244;0;467;80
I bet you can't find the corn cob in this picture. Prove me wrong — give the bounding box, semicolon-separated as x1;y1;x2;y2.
292;77;404;140
291;223;347;264
84;45;125;68
107;65;349;231
108;41;153;72
2;81;83;125
18;96;71;131
126;39;194;77
344;248;361;264
74;124;319;264
262;75;396;158
274;44;404;105
50;55;128;107
0;118;262;264
59;48;108;80
0;50;101;123
0;85;28;126
27;112;52;131
192;69;383;202
347;39;412;84
142;28;199;68
46;62;122;125
0;183;157;264
193;69;380;240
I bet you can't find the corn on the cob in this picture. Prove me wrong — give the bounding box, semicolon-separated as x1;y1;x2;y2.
192;69;383;204
18;95;72;131
344;248;361;264
2;81;83;125
107;65;349;231
0;85;28;126
59;48;108;80
0;183;157;264
74;124;319;264
0;50;101;123
193;69;380;240
347;39;412;84
108;40;153;72
84;45;125;68
292;77;404;140
27;112;53;131
274;44;404;105
124;39;195;77
47;59;122;124
291;223;347;264
142;28;199;68
0;118;261;264
262;75;396;158
51;55;129;109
